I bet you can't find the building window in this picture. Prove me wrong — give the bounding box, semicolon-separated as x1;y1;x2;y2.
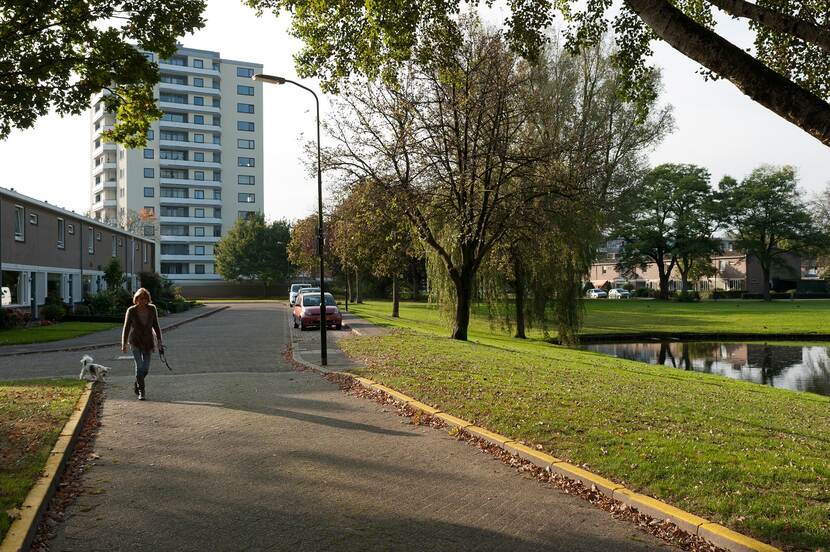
112;236;117;257
160;225;188;236
213;225;222;237
88;227;94;254
96;231;102;241
213;189;221;200
195;208;205;218
194;133;205;143
57;218;65;249
193;77;204;87
194;189;205;199
238;175;255;185
193;59;204;69
160;149;186;160
238;139;255;149
238;193;256;203
195;245;205;256
29;213;38;225
238;157;255;167
237;121;255;132
144;168;154;178
13;205;24;241
238;211;255;220
195;264;206;274
194;226;205;237
144;226;155;236
147;129;154;140
144;187;155;197
194;152;204;162
143;148;154;159
193;96;204;106
194;114;204;125
143;52;154;62
143;206;155;215
68;224;74;235
143;243;149;263
236;103;254;113
213;97;221;108
212;61;220;71
160;74;187;85
213;208;222;218
161;187;187;198
162;112;187;123
237;67;254;78
161;206;188;217
237;85;254;96
194;171;205;181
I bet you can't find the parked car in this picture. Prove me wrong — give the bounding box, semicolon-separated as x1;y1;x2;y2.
1;287;10;306
608;288;631;299
292;292;343;331
289;283;312;306
585;288;608;299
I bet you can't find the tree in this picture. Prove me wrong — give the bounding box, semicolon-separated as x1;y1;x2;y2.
103;258;124;290
287;214;328;280
617;164;714;299
1;1;206;146
215;214;291;292
248;0;830;146
721;166;825;300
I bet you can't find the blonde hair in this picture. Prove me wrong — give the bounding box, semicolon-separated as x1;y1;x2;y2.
133;287;152;305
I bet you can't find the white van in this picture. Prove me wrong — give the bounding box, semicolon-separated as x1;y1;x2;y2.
1;287;11;306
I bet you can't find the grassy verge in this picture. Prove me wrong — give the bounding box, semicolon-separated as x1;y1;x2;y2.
0;379;86;540
0;322;118;347
340;302;830;550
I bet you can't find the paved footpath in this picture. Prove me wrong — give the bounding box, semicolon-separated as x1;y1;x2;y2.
4;303;674;551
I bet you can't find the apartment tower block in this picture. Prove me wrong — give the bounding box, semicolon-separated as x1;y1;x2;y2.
90;46;264;287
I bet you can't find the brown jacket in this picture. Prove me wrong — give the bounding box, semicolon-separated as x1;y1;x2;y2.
122;305;163;352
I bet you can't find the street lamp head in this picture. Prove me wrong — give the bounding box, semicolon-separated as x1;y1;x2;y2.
253;73;286;85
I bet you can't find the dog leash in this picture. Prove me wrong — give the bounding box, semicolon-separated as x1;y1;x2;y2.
159;347;173;371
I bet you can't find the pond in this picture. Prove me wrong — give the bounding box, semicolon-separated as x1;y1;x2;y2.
578;341;830;396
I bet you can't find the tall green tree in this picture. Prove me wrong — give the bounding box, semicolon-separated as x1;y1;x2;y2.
1;1;206;146
617;164;714;299
248;0;830;146
720;166;824;300
216;215;291;292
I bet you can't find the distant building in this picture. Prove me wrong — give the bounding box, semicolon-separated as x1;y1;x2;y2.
89;46;264;293
1;187;155;315
588;237;805;294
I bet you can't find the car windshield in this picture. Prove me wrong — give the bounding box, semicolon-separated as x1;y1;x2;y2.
291;284;310;293
302;294;336;307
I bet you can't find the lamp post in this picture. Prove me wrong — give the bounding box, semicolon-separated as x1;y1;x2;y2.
253;74;327;366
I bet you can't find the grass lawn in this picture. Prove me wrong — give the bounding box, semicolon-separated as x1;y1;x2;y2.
0;322;118;347
0;379;87;540
341;301;830;550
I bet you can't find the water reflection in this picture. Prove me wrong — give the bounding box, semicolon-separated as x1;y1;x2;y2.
580;341;830;396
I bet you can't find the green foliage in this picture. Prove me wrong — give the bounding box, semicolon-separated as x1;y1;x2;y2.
0;1;206;145
287;214;323;278
0;308;30;330
40;303;67;322
216;214;292;286
103;258;124;290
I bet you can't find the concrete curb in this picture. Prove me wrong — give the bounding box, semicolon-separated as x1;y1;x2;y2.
292;313;781;552
0;305;230;358
0;382;96;552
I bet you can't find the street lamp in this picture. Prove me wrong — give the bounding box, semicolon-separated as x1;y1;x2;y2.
254;74;327;366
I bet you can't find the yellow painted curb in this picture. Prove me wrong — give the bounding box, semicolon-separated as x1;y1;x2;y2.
343;376;781;552
503;441;561;469
0;383;94;552
405;399;441;416
698;523;780;552
549;462;625;498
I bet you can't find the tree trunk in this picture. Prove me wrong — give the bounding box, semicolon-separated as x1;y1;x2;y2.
345;272;351;311
392;275;400;317
624;0;830;146
658;271;671;300
762;265;771;301
512;253;526;339
680;269;689;293
355;270;362;304
451;269;473;341
411;262;421;302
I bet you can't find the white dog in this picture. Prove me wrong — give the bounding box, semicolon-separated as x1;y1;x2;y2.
79;354;112;382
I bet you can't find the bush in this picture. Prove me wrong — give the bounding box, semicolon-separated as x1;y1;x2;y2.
711;290;744;300
623;283;634;291
40;302;67;322
674;290;700;302
88;293;115;315
73;304;92;317
0;307;31;329
634;288;652;298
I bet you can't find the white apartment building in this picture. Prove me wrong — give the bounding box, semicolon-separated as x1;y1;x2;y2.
90;46;264;287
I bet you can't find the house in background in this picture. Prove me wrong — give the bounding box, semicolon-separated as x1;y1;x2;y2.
588;237;804;294
1;187;155;316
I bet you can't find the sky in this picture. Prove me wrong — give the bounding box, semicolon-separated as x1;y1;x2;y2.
1;1;828;223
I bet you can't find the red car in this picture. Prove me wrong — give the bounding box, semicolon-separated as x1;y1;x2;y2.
292;292;343;330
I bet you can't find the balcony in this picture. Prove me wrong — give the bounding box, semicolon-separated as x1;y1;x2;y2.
159;158;222;170
158;119;222;134
159;216;222;224
158;62;221;77
92;180;117;193
165;272;222;281
159;178;222;188
92;142;116;158
158;139;221;151
158;81;221;97
160;254;216;262
159;196;223;207
159;101;221;114
160;235;221;243
91;162;116;176
91;199;117;211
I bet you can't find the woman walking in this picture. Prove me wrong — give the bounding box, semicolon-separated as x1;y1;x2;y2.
121;288;164;401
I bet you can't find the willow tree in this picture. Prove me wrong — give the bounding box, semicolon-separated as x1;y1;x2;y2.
324;21;548;340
